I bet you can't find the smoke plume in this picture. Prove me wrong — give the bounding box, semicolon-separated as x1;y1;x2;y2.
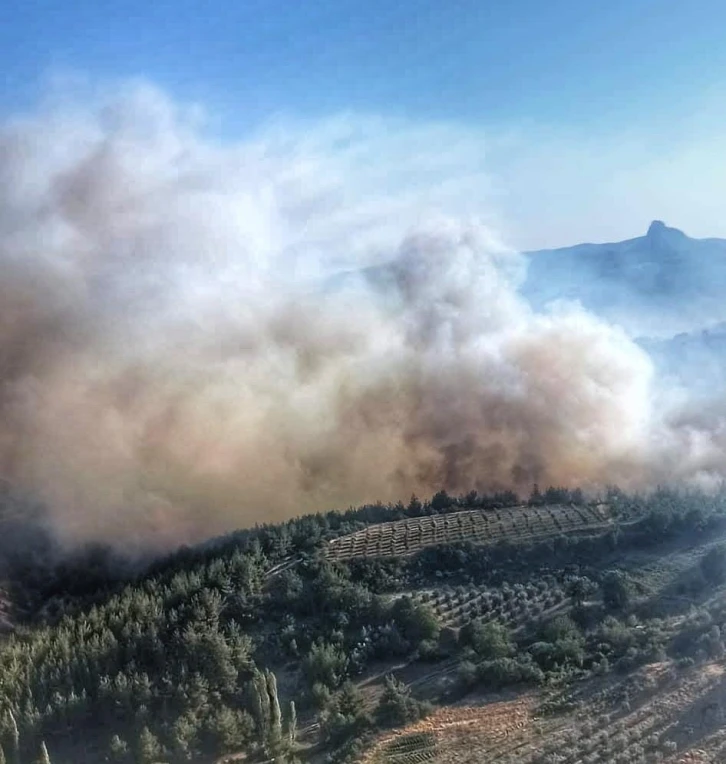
0;82;719;550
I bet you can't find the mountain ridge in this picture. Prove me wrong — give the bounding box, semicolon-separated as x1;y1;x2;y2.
523;220;726;336
331;221;726;339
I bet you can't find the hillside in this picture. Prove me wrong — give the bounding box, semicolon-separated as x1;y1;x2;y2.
324;503;617;561
523;221;726;337
2;487;726;762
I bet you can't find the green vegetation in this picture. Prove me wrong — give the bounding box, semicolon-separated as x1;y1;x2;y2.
0;485;724;761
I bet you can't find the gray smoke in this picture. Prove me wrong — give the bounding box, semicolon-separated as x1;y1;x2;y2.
0;82;720;550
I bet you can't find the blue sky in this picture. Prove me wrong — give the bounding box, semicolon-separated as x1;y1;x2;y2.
3;0;725;127
1;0;726;247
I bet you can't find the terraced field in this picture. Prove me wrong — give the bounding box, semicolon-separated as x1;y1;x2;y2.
326;504;614;561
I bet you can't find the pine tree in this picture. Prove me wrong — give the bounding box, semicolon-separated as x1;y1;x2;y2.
170;713;198;761
266;670;282;746
108;734;130;763
376;675;427;727
36;741;51;764
287;700;297;746
251;671;271;742
206;706;246;754
137;727;163;764
6;711;19;764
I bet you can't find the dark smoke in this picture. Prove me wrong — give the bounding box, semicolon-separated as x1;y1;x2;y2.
0;82;720;551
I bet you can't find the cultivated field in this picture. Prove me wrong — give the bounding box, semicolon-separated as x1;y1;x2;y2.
326;504;614;561
362;698;536;764
411;578;568;630
358;659;726;764
529;660;726;764
349;514;726;764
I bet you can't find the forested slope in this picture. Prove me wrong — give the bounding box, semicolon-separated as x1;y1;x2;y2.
0;486;724;763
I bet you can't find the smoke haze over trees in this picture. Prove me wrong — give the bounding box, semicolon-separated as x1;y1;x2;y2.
0;82;725;550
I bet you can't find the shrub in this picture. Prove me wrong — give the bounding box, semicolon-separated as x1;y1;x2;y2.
303;641;350;690
460;620;514;660
417;639;441;661
391;597;440;649
318;682;372;746
477;656;544;688
602;571;633;611
457;660;478;690
375;676;431;728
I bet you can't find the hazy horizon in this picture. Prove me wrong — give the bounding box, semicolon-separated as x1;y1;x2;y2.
2;1;726;250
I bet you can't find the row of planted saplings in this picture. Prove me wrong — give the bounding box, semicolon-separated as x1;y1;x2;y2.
330;504;605;560
535;715;681;764
377;731;437;764
415;581;567;627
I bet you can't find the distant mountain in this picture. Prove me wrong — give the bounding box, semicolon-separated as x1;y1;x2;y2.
332;221;726;337
327;221;726;392
523;221;726;337
524;221;726;391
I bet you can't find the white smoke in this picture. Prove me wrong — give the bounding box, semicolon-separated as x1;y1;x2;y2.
0;81;717;551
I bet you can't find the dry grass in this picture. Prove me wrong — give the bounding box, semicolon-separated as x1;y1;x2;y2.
531;661;726;764
360;697;537;764
357;658;726;763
